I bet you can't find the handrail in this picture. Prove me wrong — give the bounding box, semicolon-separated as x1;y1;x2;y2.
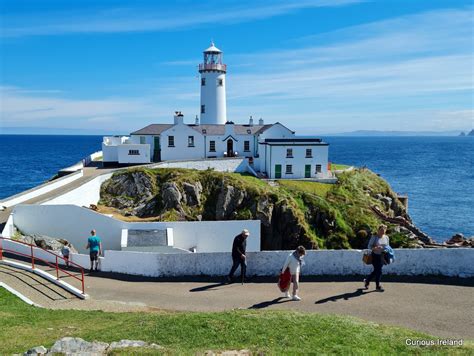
0;236;85;295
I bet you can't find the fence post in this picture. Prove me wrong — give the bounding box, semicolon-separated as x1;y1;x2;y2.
56;256;59;280
31;245;35;269
0;238;3;260
81;269;85;295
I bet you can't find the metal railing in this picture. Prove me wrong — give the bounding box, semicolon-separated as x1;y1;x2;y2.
198;63;227;72
0;236;85;295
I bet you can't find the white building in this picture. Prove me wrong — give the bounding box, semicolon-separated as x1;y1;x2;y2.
103;43;330;179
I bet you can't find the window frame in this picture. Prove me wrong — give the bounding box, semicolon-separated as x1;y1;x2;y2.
305;148;312;158
201;78;206;86
209;140;216;152
244;140;250;152
315;164;322;173
168;136;175;147
201;105;205;114
286;148;293;158
188;136;195;147
128;149;140;156
285;164;293;174
217;78;223;86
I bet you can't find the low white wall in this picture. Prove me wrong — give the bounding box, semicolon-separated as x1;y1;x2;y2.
152;158;251;173
0;170;83;208
10;205;261;254
42;173;113;206
2;238;472;277
103;249;474;278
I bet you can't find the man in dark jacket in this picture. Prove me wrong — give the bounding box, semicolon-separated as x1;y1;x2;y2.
227;229;249;284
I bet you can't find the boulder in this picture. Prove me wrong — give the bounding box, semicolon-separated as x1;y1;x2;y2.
23;346;47;355
33;235;67;253
216;185;245;220
49;337;109;355
109;340;163;350
161;182;182;209
182;181;203;206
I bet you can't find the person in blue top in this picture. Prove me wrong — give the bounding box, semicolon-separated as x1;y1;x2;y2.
86;229;102;273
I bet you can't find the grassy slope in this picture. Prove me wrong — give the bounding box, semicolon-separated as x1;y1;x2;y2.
99;168;412;249
1;289;471;355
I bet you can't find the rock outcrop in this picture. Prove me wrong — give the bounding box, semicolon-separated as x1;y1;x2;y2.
23;337;163;355
98;167;430;250
14;233;77;254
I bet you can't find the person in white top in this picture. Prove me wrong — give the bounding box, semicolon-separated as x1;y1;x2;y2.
364;224;390;292
281;246;306;301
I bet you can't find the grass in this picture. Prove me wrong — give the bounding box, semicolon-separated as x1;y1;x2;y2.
1;288;472;355
331;163;352;170
278;179;333;198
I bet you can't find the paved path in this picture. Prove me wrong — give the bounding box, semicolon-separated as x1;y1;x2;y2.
1;261;473;339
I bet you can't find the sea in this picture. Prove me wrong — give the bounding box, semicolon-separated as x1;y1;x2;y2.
0;135;472;242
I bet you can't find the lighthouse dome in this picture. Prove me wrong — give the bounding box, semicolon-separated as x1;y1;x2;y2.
204;42;222;53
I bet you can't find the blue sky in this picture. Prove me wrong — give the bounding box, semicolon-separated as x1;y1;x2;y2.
0;0;472;134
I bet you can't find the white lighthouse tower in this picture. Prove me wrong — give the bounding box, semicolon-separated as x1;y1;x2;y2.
199;42;227;125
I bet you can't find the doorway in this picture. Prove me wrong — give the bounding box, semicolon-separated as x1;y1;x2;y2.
275;164;282;179
153;137;161;162
305;164;311;178
227;139;234;157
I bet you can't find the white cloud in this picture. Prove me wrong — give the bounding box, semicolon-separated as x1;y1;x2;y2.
1;0;363;37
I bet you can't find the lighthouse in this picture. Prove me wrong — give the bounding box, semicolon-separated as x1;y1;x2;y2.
199;42;227;125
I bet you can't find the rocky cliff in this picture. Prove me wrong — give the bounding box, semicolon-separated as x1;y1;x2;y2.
99;167;427;250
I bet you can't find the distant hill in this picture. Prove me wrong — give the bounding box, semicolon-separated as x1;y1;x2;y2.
325;130;464;137
0;127;126;136
468;129;474;136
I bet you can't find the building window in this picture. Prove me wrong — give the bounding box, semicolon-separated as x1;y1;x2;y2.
306;148;312;158
244;140;250;152
316;164;322;173
128;149;140;155
201;78;206;86
286;148;293;158
140;136;146;144
218;78;223;86
168;136;175;147
286;165;293;174
201;105;205;114
209;140;216;152
188;136;195;147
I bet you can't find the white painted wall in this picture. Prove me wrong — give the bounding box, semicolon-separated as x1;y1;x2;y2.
152;158;251;173
102;249;474;278
200;71;227;125
0;170;83;208
117;144;150;164
10;205;261;254
2;237;472;278
42;173;113;206
161;122;205;161
265;144;329;179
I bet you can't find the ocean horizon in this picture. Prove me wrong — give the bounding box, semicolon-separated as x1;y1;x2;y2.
0;134;472;242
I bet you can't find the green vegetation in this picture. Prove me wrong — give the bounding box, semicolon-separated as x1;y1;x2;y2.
1;288;471;355
100;167;413;249
331;163;352;170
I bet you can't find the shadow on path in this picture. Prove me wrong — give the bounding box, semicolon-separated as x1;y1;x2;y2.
315;288;375;304
248;297;292;309
189;282;228;292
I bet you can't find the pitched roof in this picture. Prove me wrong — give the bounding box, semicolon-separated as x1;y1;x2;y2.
131;123;277;136
130;124;173;135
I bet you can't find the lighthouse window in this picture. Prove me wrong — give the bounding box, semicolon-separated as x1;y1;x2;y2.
209;140;216;152
168;136;175;147
201;105;205;114
201;78;206;86
218;78;223;86
188;136;195;147
244;140;250;152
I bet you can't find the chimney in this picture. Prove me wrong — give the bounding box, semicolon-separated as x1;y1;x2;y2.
174;111;184;125
249;115;254;126
195;115;199;125
258;118;264;125
225;121;234;136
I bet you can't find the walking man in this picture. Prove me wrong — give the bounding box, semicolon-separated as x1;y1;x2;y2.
86;229;102;273
227;229;249;284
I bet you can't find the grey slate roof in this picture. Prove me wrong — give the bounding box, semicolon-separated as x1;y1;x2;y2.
130;124;173;135
131;123;277;136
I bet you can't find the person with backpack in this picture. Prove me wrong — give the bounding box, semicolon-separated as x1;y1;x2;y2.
281;246;306;301
364;224;390;292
